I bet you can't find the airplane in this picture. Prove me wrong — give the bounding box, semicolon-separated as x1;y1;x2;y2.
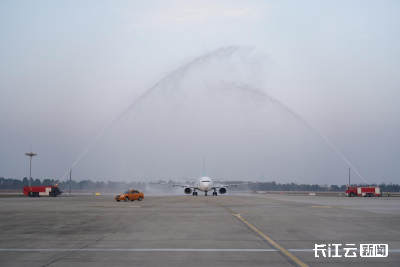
151;158;252;196
172;176;251;196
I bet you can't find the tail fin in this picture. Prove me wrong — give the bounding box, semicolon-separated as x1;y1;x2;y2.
203;156;205;176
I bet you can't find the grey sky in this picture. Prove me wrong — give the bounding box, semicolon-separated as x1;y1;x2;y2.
1;0;399;185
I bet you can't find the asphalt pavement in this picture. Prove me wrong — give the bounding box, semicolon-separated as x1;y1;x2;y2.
0;193;399;266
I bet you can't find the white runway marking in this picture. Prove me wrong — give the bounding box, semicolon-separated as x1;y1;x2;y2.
0;248;399;252
290;249;400;252
0;248;276;252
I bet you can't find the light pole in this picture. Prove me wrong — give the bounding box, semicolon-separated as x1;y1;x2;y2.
25;152;37;187
70;168;72;196
348;167;351;186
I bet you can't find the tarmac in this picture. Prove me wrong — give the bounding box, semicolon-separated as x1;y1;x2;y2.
0;193;399;266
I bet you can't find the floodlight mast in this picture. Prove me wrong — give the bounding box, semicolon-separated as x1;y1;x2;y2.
25;152;37;187
70;168;72;196
348;167;351;187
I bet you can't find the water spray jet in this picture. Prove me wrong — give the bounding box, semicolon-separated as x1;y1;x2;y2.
59;46;245;181
59;46;367;185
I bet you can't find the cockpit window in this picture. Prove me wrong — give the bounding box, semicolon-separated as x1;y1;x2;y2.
203;181;210;183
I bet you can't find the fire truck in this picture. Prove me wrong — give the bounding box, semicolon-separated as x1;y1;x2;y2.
23;185;63;197
346;186;381;197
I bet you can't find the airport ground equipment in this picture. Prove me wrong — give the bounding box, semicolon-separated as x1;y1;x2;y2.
23;185;63;197
115;189;144;202
346;186;381;197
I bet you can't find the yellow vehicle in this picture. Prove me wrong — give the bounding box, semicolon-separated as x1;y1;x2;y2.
115;189;144;202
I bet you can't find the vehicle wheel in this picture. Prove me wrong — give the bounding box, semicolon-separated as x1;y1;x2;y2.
138;196;142;201
49;192;53;197
350;192;354;197
34;192;39;197
125;197;129;202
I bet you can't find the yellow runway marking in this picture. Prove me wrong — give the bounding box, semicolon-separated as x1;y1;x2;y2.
224;206;308;267
90;205;141;208
311;206;352;208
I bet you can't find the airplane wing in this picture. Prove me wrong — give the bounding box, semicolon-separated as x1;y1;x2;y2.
150;182;197;189
150;182;197;188
212;182;254;189
172;184;197;189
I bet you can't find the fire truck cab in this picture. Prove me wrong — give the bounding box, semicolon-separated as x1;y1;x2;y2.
23;185;63;197
346;186;381;197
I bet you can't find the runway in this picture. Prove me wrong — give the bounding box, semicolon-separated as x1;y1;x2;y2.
0;194;399;266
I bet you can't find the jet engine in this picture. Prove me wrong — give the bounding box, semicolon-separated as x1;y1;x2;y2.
184;187;193;194
218;187;227;194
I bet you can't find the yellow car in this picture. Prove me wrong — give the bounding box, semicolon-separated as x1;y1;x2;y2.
115;189;144;202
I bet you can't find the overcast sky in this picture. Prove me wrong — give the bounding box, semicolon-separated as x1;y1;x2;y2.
1;0;399;185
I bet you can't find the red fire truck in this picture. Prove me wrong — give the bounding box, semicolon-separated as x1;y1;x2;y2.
23;185;63;197
346;186;381;197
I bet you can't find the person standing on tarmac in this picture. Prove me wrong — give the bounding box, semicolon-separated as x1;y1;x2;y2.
387;192;390;197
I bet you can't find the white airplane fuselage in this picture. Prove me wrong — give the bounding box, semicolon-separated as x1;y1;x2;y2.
196;176;214;192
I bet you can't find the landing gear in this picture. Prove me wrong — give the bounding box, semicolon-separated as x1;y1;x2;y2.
205;191;208;196
212;191;218;196
192;191;198;196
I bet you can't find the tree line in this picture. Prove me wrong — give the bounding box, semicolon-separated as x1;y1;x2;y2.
0;177;398;192
0;177;147;191
241;181;399;192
